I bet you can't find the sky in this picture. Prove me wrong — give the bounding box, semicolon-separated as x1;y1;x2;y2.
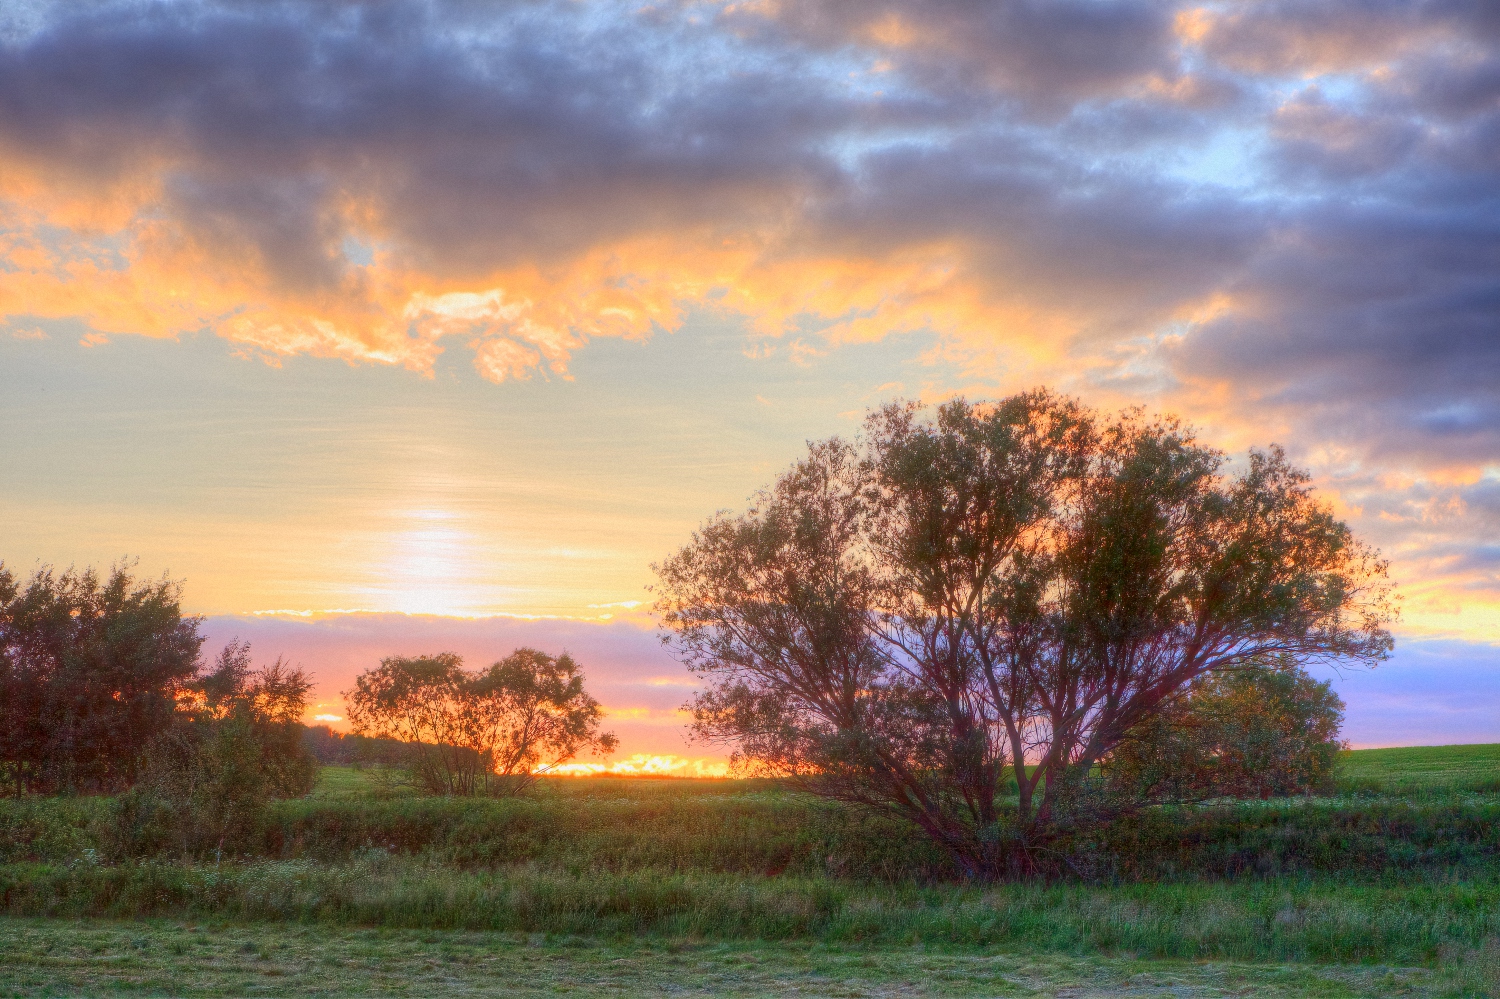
2;0;1498;768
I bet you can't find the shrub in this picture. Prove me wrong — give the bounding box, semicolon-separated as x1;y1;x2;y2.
1108;659;1347;803
112;641;318;859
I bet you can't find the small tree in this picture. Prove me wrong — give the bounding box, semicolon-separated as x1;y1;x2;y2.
121;640;317;859
655;392;1394;879
344;648;616;796
1107;658;1346;802
192;640;319;799
462;648;621;794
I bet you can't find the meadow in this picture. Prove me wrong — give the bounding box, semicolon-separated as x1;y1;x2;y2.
1;744;1499;997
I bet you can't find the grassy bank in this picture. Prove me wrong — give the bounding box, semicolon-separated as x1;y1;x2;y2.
2;858;1499;966
2;743;1499;995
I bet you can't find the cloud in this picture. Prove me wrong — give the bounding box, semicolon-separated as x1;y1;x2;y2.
0;0;1279;384
1;0;1496;634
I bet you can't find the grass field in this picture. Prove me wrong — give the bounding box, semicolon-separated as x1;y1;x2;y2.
1;918;1484;998
1340;745;1500;794
1;743;1497;996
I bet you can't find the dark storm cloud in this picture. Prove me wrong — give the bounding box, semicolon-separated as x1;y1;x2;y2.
0;0;858;279
1167;2;1500;464
813;131;1266;324
0;0;1495;472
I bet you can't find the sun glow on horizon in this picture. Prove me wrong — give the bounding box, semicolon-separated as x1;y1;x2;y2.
548;755;729;778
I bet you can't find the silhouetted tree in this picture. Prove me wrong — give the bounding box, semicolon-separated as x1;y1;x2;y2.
655;392;1394;879
345;648;616;796
464;648;621;793
189;639;319;799
0;561;203;795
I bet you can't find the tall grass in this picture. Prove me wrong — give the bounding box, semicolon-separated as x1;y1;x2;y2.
1;856;1497;965
4;747;1500;975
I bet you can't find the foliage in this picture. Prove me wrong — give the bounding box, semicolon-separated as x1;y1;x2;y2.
190;640;319;800
302;724;410;768
115;640;317;859
4;749;1500;996
655;392;1395;879
1107;659;1347;802
344;648;616;796
0;560;204;795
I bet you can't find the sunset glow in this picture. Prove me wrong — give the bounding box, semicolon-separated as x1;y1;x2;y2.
548;756;731;779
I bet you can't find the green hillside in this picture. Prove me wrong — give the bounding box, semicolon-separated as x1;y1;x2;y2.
1340;743;1500;793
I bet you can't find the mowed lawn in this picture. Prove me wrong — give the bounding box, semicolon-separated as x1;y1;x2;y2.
0;919;1473;998
2;744;1499;997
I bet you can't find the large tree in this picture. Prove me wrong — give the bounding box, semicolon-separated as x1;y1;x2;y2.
654;392;1394;878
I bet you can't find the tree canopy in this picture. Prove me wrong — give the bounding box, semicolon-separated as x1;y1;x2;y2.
124;639;318;858
0;561;204;795
344;648;617;795
654;391;1394;878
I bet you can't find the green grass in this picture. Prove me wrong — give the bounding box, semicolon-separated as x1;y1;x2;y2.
11;771;1500;881
1340;745;1500;795
3;858;1500;965
1;917;1491;998
311;741;1500;800
4;745;1500;995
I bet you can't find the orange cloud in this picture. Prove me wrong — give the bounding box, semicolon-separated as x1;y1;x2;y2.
0;175;1091;387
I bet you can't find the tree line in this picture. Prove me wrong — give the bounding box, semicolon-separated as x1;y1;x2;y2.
0;560;615;812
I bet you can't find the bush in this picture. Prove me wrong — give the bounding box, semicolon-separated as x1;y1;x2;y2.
8;777;1499;884
1108;660;1346;803
111;641;318;859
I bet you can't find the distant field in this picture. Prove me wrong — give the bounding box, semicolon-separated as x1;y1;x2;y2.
1341;744;1500;793
308;741;1500;799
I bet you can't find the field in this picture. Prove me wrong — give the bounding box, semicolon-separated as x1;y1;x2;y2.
0;920;1471;998
1;745;1498;996
1340;744;1500;795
